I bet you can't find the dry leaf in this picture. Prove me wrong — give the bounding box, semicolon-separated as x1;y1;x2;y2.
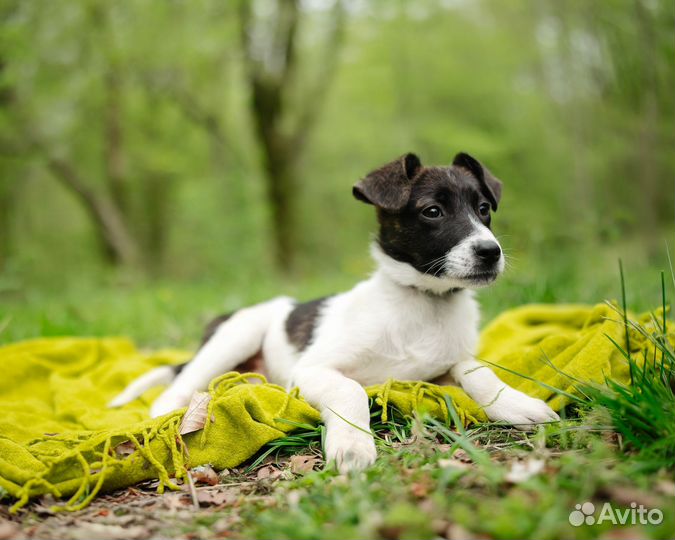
286;490;302;507
256;464;283;481
179;392;211;435
410;481;430;498
431;519;450;535
377;525;404;540
163;492;191;512
446;523;473;540
0;520;19;540
656;479;675;497
438;458;471;470
191;464;219;486
505;458;545;483
290;454;318;475
70;522;148;540
196;489;237;507
452;449;471;462
114;440;136;458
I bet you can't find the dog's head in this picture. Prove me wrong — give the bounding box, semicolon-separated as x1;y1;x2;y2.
354;152;504;293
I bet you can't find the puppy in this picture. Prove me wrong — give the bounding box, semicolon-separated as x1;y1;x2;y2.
111;152;559;472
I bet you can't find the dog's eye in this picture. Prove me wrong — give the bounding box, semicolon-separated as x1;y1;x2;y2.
421;205;443;219
478;202;491;217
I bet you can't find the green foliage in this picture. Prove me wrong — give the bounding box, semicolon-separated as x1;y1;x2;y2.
234;426;674;540
578;273;675;470
0;0;672;285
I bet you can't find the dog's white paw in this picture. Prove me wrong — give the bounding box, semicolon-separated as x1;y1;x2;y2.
325;429;377;473
150;391;191;418
484;387;559;430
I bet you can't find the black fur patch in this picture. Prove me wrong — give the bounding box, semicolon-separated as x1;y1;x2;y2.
285;297;330;351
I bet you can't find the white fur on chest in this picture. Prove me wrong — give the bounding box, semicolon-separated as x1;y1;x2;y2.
294;272;480;386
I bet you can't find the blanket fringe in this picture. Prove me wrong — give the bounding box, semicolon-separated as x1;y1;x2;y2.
10;371;272;513
10;414;187;513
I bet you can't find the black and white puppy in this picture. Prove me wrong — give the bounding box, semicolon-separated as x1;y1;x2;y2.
110;152;559;472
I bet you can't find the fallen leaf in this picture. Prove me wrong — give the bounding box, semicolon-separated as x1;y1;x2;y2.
377;525;404;540
163;492;191;512
0;520;19;540
212;516;241;534
196;489;237;507
446;523;473;540
505;458;545;483
452;449;471;462
290;454;318;475
656;479;675;497
410;481;430;498
179;392;211;435
114;440;136;458
286;490;302;507
191;464;219;486
256;465;282;481
438;458;471;470
431;519;449;535
70;522;148;540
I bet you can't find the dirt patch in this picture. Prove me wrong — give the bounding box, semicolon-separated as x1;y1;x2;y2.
2;453;321;540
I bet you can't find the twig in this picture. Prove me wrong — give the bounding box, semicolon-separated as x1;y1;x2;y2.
185;469;199;510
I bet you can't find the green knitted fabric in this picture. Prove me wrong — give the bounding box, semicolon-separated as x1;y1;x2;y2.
0;303;668;512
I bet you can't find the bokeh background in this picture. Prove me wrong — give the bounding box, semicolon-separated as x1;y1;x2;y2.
1;0;673;346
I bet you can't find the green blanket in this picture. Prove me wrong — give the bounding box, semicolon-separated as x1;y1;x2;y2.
0;303;666;512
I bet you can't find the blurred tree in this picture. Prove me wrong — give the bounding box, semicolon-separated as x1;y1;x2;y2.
239;0;345;271
0;1;206;272
0;0;672;283
0;57;18;271
1;2;141;267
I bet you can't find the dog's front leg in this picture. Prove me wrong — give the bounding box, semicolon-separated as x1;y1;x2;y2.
450;358;559;428
292;365;376;473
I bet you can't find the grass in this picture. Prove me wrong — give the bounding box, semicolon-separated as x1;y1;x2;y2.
233;426;674;540
1;248;674;539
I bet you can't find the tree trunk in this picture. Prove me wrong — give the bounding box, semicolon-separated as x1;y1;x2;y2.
141;171;172;274
0;57;17;271
239;0;344;272
47;157;140;266
633;0;660;238
103;69;130;216
264;147;297;270
0;180;14;271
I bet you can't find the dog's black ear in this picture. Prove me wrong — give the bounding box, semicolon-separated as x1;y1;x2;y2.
453;152;503;211
353;153;422;211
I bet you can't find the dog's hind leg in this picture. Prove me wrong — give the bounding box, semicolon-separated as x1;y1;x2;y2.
149;296;293;418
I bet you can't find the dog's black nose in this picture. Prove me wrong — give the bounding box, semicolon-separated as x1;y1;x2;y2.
473;240;501;264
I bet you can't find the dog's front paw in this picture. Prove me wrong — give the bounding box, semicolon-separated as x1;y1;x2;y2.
150;391;191;418
325;429;377;473
484;388;559;430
